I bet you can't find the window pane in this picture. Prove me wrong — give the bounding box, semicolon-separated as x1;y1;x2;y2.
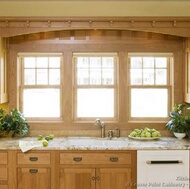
24;57;35;68
156;69;167;85
130;69;142;85
102;69;114;85
131;57;142;68
143;57;154;68
90;69;101;85
131;89;168;117
102;57;114;68
77;57;89;68
36;57;48;68
143;69;154;85
49;69;60;85
90;57;101;68
77;89;114;117
77;69;89;85
49;57;60;68
23;89;60;117
155;58;167;68
24;69;35;85
37;69;48;85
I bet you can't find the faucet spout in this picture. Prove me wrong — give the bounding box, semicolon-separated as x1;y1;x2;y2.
94;119;105;138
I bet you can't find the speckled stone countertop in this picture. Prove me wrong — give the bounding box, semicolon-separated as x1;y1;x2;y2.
0;137;190;151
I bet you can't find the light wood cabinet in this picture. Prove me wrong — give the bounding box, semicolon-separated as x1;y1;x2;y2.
60;151;136;189
0;152;8;189
14;151;56;189
0;37;8;103
60;168;95;189
97;168;133;189
6;150;136;189
17;168;51;189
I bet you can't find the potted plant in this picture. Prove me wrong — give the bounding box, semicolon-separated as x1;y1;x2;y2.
0;108;29;137
166;103;190;139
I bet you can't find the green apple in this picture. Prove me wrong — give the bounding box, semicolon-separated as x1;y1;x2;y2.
145;132;151;138
45;136;50;141
37;135;43;140
42;140;49;147
49;134;54;140
130;131;137;137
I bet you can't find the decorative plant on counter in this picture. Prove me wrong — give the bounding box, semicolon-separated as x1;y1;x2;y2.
166;103;190;137
0;108;29;137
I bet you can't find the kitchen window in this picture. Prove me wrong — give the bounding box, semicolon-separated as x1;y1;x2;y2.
129;53;173;121
73;53;118;121
19;53;62;119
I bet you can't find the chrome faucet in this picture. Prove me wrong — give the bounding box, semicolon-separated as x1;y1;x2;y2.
108;130;114;140
94;118;105;138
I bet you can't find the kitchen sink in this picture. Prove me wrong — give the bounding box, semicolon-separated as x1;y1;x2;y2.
63;137;127;147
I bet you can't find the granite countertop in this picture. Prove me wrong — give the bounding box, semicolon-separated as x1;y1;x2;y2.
0;136;190;152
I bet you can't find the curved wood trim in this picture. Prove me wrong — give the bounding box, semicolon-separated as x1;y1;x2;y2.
0;16;190;37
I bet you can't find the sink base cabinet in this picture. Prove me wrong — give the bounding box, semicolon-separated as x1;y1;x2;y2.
60;167;134;189
59;151;137;189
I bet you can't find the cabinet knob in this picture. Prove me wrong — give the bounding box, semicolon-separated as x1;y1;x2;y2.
96;176;100;180
91;176;96;180
73;157;82;162
110;157;118;162
29;169;38;173
29;157;38;161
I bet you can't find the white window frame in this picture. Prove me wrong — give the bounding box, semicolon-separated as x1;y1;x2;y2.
128;53;173;122
18;53;63;121
73;53;118;121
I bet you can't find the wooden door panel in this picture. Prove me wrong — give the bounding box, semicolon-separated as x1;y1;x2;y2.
60;168;95;189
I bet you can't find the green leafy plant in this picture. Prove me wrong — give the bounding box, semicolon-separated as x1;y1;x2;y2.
0;108;29;137
166;103;190;134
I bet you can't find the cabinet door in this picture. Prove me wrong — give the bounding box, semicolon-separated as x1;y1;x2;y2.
17;168;51;189
96;168;135;189
60;168;95;189
0;152;8;189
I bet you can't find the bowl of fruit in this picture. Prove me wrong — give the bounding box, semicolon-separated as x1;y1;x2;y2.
128;127;161;140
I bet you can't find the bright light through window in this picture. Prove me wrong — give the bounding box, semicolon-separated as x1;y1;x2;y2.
20;54;62;118
129;53;172;119
77;89;114;117
131;89;168;117
74;53;117;119
23;89;60;117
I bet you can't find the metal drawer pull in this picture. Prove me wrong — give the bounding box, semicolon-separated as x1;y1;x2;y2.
146;160;183;164
29;157;38;161
29;169;38;173
73;157;82;162
110;157;118;162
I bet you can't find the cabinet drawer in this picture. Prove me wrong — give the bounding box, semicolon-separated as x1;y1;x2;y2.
0;153;7;165
0;168;8;181
60;152;132;165
17;153;51;165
